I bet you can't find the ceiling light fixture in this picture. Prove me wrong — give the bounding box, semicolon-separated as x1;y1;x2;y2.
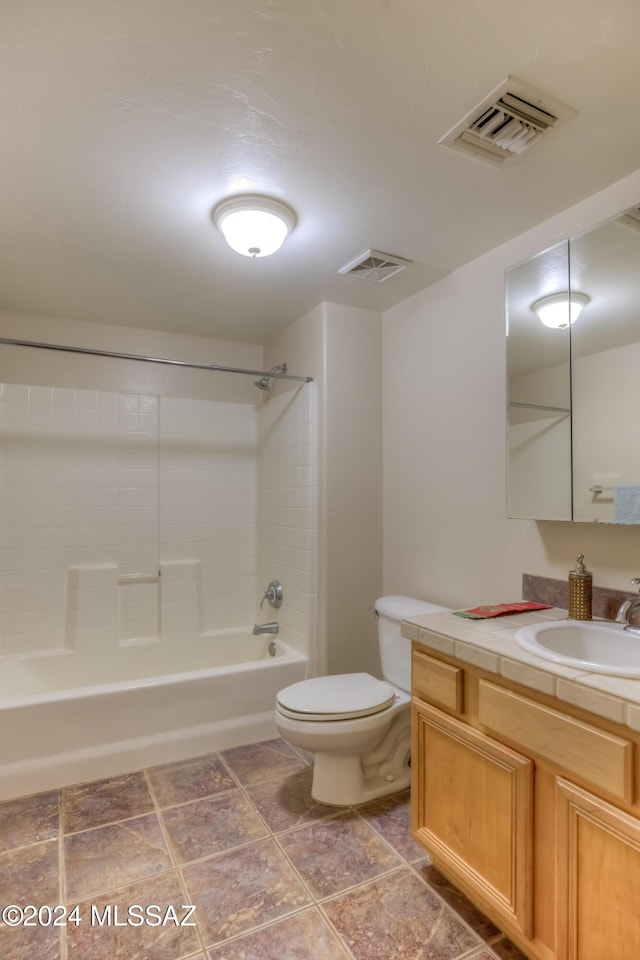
212;195;296;258
531;292;590;329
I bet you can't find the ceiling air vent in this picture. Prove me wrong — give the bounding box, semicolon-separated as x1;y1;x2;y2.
617;206;640;231
339;249;411;283
439;76;576;168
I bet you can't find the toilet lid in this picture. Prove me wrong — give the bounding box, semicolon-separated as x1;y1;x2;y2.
276;673;396;721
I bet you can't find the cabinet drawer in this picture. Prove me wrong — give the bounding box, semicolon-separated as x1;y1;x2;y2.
413;649;464;713
478;680;633;802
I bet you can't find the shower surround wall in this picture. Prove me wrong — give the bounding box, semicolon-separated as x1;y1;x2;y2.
159;395;258;643
0;381;316;661
0;384;161;656
256;385;318;668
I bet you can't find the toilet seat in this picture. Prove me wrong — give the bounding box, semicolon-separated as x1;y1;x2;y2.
276;672;396;722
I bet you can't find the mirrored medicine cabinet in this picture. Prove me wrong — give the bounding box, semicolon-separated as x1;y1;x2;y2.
506;203;640;523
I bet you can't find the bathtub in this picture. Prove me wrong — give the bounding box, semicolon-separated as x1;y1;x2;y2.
0;630;308;801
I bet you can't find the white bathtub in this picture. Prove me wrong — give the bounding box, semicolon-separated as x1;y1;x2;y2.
0;630;308;801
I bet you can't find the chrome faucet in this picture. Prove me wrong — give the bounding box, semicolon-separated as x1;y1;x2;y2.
253;620;279;635
615;578;640;634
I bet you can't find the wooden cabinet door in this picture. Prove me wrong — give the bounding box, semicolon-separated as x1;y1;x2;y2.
556;778;640;960
412;700;534;938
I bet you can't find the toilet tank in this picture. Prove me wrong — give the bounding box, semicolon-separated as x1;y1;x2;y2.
375;595;451;693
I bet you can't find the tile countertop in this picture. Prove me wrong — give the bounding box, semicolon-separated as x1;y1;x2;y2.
402;607;640;734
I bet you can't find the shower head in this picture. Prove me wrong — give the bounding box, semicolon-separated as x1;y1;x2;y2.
253;363;287;392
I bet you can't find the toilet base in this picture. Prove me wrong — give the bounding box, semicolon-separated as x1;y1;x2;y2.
276;701;412;806
311;751;411;805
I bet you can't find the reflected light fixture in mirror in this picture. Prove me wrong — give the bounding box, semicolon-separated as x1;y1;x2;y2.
532;291;590;329
212;195;296;258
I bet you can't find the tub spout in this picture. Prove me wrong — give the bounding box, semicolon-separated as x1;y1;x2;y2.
253;621;279;635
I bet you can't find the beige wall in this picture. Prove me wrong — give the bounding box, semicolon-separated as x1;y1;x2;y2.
383;167;640;608
0;311;262;402
265;302;383;678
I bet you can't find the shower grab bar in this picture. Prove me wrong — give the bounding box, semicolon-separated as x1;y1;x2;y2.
0;337;313;383
118;571;161;585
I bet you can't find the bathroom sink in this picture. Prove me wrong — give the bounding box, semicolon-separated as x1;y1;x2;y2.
515;619;640;677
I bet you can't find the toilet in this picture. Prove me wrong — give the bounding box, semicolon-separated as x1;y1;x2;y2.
275;595;450;806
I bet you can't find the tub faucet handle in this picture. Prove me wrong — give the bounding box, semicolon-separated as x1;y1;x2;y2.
260;579;283;609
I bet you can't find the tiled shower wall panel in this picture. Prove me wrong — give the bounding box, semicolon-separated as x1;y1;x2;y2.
0;384;315;658
0;384;159;655
159;397;257;634
257;384;317;663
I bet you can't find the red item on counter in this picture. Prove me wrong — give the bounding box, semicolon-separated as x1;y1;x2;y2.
454;601;552;620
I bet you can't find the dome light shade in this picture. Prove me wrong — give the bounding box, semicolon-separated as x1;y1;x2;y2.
532;292;590;329
212;195;296;258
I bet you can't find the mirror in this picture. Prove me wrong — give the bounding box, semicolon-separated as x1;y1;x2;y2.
506;204;640;523
507;240;572;520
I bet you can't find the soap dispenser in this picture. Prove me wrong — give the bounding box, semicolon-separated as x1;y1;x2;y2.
568;554;592;621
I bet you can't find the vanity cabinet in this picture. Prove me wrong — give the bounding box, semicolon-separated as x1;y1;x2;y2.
556;778;640;960
412;699;534;937
411;639;640;960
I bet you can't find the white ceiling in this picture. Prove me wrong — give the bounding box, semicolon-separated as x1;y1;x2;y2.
3;0;640;345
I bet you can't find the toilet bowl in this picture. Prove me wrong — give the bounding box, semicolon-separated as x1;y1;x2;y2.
275;595;450;806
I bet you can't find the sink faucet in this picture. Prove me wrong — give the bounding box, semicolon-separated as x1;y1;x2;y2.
253;621;279;635
615;578;640;634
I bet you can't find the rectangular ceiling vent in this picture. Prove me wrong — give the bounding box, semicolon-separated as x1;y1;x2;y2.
616;206;640;231
339;249;411;283
439;77;576;168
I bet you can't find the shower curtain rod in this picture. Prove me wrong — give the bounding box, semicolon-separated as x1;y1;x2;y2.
0;336;313;383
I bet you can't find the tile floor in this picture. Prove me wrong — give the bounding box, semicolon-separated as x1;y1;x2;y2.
0;737;527;960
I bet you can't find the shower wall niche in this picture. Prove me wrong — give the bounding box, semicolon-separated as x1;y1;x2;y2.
0;381;317;660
